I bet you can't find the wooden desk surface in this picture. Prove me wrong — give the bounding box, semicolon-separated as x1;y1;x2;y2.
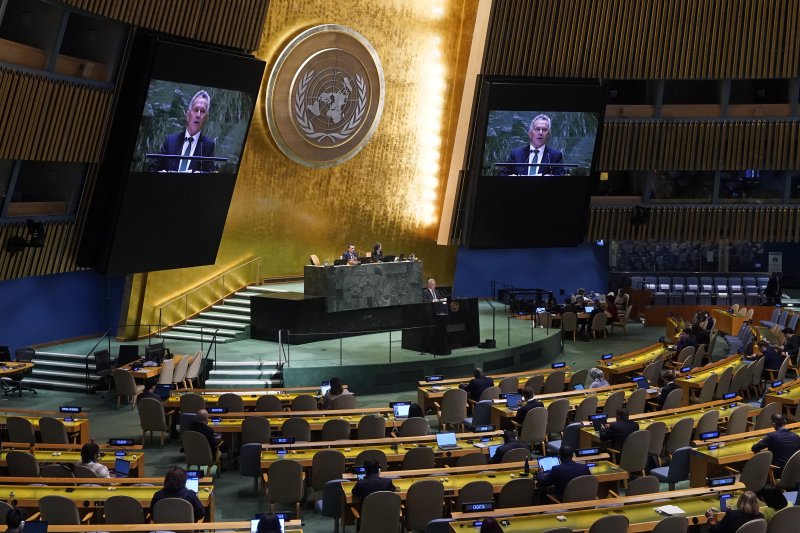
205;412;402;434
0;483;213;506
674;354;749;405
0;362;33;376
164;389;323;409
42;522;302;533
598;343;669;379
119;354;185;380
710;308;747;336
0;415;90;443
0;449;144;474
764;378;800;407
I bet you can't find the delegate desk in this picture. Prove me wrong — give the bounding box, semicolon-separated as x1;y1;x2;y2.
418;367;571;412
579;398;745;448
763;378;800;413
674;354;750;406
0;444;145;476
711;308;747;336
201;408;399;436
598;343;670;383
118;354;185;381
0;482;215;519
689;420;800;486
0;409;90;443
490;383;651;429
260;431;505;471
42;522;302;533
163;387;338;411
447;485;745;531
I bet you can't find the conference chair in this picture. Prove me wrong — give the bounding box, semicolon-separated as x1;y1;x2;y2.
183;351;203;388
73;464;99;478
736;519;767;533
456;452;487;467
689;374;718;404
435;388;467;432
497;477;535;508
266;459;304;518
6;450;39;476
561;312;578;341
611;305;633;335
356;414;386;439
171;355;190;388
645;421;668;467
476;385;501;403
642;359;665;386
729;364;753;399
7;347;36;396
403;446;435;470
157;357;175;386
183;429;221;477
39;416;70;444
281;417;311;441
514;406;547;455
542;370;566;394
765;355;791;383
665;417;695;458
398;417;430;437
239;443;264;494
626;387;647;415
152;497;195;523
104;495;145;524
217;392;245;412
602;390;625;416
661;388;683;410
311;449;346;502
138;397;172;446
651;446;692;489
569;368;589;390
0;503;11;522
692;410;720;440
463;400;493;430
727;450;773;492
456;480;493;510
546;422;582;456
524;375;544;394
574;396;599;425
767;505;800;533
321;418;351;441
255;394;284;412
609;429;651;480
111;368;144;408
330;394;357;410
778;450;800;502
291;394;318;411
753;402;780;431
547;474;598;503
501;447;531;463
40;464;75;478
39;495;91;525
241;416;271;444
588;514;629;533
179;392;205;413
651;515;688;533
590;312;608;339
354;490;401;533
713;366;734;400
498;376;519;393
749;357;766;398
616;475;660;497
545;398;571;441
354;449;389;470
403;480;445;532
723;404;752;435
7;416;36;444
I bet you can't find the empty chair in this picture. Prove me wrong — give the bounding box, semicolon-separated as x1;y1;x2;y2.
241;416;271;444
152;497;195;523
778;450;800;501
768;505;800;533
6;450;39;476
436;388;467;432
501;447;531;463
545;398;571;439
666;417;695;457
404;480;444;532
456;480;493;510
546;423;583;456
354;449;389;470
548;474;598;503
516;406;547;454
357;491;402;533
281;417;311;441
713;366;734;400
456;452;487;467
40;464;75;478
256;394;284;412
690;373;718;404
398;417;430;437
182;352;203;388
651;446;691;489
104;495;145;524
588;514;629;533
543;370;566;393
623;474;660;496
112;368;144;408
614;429;651;477
626;387;647;415
749;357;766;398
39;495;86;525
39;416;70;444
693;410;720;440
357;414;386;439
171;355;190;388
590;312;608;339
730;364;753;399
602;390;625;416
266;459;304;517
574;395;599;424
737;520;767;533
645;421;668;467
330;394;357;410
561;312;578;341
240;442;264;494
321;418;351;441
402;446;435;470
569;368;589;390
524;374;544;394
661;388;683;410
497;477;535;508
754;402;780;431
157;358;175;386
498;376;519;393
183;430;221;477
291;394;318;411
725;404;752;435
138;397;171;446
738;451;774;492
217;392;245;412
6;416;36;444
463;400;493;430
179;392;205;413
311;449;346;501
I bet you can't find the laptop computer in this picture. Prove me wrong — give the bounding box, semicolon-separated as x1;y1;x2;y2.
320;380;331;396
538;456;560;472
488;444;501;461
584;306;595;313
573;383;585;390
393;403;411;419
436;432;461;450
505;393;523;410
185;477;199;492
112;458;131;478
633;376;658;394
589;413;608;431
155;384;173;401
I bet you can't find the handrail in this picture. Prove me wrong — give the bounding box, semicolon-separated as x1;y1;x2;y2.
155;257;261;333
199;331;219;387
83;328;112;393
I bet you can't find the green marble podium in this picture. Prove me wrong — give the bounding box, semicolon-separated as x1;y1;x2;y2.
304;261;424;312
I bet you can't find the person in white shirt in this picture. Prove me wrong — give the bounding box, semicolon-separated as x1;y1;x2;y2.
77;441;110;478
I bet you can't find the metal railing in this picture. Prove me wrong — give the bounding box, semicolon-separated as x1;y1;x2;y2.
156;257;261;333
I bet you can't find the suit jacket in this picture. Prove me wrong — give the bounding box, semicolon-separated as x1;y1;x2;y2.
752;427;800;470
708;510;763;533
422;288;443;302
762;348;783;371
151;487;205;521
599;419;639;450
538;459;591;501
150;131;216;172
352;475;396;503
491;440;530;464
188;420;218;454
462;375;493;402
514;399;544;425
784;335;800;356
499;145;565;176
657;381;679;409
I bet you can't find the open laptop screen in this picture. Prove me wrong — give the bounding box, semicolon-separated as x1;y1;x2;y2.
538;456;560;472
436;432;457;447
393;404;411;418
584;306;595;313
488;444;501;460
114;458;131;477
633;376;649;389
505;393;522;409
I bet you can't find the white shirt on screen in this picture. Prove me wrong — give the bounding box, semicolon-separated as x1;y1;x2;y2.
528;144;547;176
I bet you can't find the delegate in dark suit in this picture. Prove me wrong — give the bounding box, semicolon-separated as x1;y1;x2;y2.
514;399;544;425
656;381;679;409
352;475;396;502
599;419;639;450
462;372;493;402
150;131;216;172
752;427;800;473
538;459;590;501
422;287;443;302
499;145;565;176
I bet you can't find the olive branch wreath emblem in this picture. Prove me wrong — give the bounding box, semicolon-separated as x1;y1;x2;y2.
294;70;367;144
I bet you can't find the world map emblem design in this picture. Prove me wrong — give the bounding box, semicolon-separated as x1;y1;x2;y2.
266;25;385;167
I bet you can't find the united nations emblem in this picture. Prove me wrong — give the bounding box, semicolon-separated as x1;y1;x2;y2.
450;301;460;313
266;25;385;167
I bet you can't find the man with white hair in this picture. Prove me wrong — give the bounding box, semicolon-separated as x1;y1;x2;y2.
499;114;564;176
150;89;216;172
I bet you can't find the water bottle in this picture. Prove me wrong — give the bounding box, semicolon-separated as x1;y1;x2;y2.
523;457;530;475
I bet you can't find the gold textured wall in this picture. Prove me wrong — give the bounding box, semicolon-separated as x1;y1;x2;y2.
129;0;479;327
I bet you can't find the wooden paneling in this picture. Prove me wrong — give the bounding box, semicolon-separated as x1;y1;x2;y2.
484;0;800;79
59;0;270;52
0;221;84;281
0;67;112;162
587;206;800;243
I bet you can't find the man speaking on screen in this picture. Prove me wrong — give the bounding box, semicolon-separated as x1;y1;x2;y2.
150;90;217;173
499;114;564;176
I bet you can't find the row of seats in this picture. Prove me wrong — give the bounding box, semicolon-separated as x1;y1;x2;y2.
632;275;770;306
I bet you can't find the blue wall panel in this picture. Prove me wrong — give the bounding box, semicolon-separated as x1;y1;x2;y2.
453;244;610;300
0;271;124;352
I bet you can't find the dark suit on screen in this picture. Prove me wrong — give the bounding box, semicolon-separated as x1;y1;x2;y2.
499;145;565;176
538;459;591;501
422;288;443;302
751;427;800;473
150;131;216;172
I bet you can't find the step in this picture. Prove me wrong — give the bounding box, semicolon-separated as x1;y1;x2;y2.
186;318;248;330
29;369;98;382
222;298;252;307
22;377;89;391
208;369;280;378
199;312;251;323
33;351;94;362
213;360;281;368
158;332;233;344
31;359;89;371
214;304;250;314
246;285;291;293
235;291;261;298
171;326;240;338
205;379;281;388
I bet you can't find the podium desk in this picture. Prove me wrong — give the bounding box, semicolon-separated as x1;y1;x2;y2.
401;298;480;355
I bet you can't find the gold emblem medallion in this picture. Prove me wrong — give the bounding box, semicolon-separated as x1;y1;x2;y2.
266;25;385;167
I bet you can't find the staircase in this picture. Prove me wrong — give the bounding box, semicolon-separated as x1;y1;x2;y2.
160;285;282;344
23;351;99;392
205;360;283;389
